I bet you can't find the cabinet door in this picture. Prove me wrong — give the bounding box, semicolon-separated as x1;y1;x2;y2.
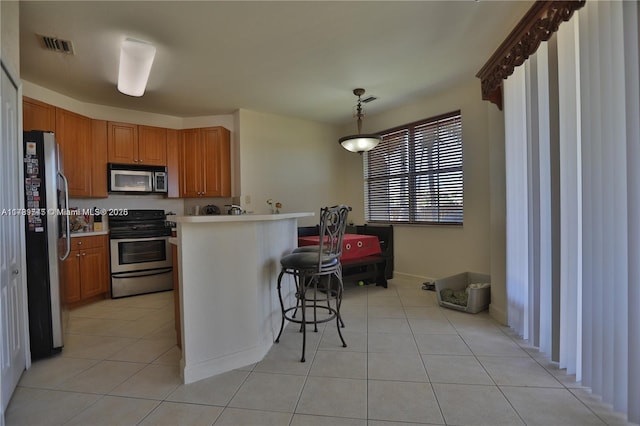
79;247;107;299
138;125;167;166
91;120;108;198
166;129;180;198
201;127;231;197
23;97;55;132
100;235;110;294
107;122;138;164
55;108;92;197
62;252;81;303
180;129;202;197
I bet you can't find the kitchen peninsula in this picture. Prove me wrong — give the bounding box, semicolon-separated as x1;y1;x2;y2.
169;212;313;384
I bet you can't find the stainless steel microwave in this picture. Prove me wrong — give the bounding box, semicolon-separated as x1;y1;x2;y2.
108;163;168;194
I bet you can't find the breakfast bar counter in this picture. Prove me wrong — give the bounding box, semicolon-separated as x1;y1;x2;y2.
168;212;313;384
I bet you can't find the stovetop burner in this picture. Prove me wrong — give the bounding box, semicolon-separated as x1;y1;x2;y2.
109;209;172;239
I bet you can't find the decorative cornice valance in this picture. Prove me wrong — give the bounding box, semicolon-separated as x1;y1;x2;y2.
476;0;586;110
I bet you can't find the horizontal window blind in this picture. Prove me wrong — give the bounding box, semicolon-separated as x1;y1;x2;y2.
364;111;463;225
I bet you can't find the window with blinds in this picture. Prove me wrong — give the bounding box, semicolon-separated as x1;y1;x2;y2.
364;110;463;225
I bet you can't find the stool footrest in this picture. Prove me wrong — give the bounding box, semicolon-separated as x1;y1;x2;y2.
281;305;339;326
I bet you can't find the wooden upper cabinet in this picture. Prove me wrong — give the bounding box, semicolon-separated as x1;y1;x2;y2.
166;129;180;198
179;126;231;198
180;129;202;197
91;120;108;198
138;125;167;166
23;97;55;132
201;127;231;197
107;121;138;164
55;108;92;197
107;122;167;166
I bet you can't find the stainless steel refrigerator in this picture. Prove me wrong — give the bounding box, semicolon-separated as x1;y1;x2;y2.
23;130;70;360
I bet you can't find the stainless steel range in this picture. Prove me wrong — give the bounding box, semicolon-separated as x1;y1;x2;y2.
108;209;173;298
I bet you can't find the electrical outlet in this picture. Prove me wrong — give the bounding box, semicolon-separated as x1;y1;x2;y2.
244;195;251;204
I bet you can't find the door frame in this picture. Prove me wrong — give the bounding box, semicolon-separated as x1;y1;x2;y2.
0;59;31;420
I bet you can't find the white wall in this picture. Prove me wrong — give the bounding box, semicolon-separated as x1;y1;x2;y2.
340;79;493;283
1;0;20;74
237;109;345;226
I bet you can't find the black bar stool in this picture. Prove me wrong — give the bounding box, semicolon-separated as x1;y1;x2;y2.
274;205;351;362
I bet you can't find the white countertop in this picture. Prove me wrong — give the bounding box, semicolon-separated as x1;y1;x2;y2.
168;212;313;223
70;230;109;237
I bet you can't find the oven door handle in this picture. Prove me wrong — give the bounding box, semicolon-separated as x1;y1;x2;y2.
110;236;170;243
111;267;173;279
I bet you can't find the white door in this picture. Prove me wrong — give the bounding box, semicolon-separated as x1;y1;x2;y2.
1;62;27;414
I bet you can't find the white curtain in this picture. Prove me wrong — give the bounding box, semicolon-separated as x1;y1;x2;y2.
505;45;558;350
557;15;582;379
504;65;529;339
503;0;640;421
622;1;640;421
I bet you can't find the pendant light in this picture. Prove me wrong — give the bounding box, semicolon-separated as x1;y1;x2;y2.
338;88;381;153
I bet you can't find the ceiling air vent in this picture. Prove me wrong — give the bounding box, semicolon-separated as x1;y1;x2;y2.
38;34;75;55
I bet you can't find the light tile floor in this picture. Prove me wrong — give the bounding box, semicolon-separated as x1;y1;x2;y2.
5;277;636;426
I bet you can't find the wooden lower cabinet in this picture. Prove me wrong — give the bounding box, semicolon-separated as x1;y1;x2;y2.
62;235;110;306
62;253;82;303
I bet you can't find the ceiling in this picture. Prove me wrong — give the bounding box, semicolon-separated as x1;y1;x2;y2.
19;1;533;126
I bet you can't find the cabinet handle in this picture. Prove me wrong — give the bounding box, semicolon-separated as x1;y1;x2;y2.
81;252;86;256
76;254;80;257
77;241;82;245
12;269;19;275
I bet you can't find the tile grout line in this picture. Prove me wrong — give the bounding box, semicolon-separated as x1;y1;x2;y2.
403;290;447;425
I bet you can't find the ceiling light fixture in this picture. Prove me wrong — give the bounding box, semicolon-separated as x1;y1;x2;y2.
338;88;381;153
117;38;156;97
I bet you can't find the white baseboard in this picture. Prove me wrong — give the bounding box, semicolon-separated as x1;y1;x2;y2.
392;272;435;283
181;342;270;385
489;303;508;325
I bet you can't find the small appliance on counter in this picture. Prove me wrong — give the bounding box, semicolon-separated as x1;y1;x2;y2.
165;211;177;228
225;204;245;215
93;209;104;231
202;204;221;215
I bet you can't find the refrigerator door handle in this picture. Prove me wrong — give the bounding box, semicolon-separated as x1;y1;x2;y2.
58;171;71;260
